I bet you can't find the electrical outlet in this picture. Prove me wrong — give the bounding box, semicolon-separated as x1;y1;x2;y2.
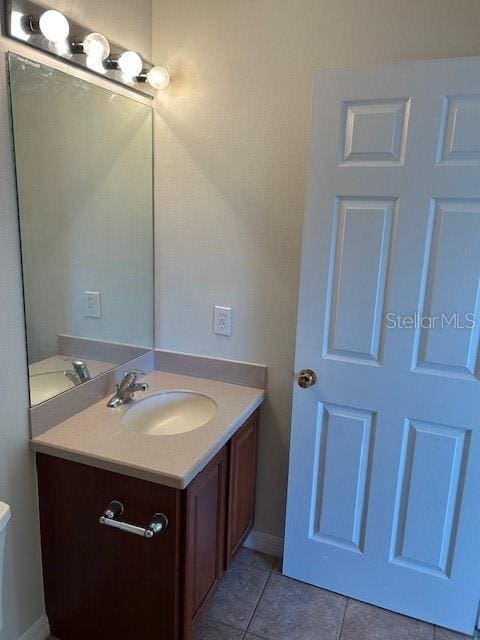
213;306;232;336
84;291;101;318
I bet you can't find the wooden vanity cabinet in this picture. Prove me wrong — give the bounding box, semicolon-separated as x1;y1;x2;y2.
226;410;259;566
36;409;259;640
36;454;183;640
182;446;228;637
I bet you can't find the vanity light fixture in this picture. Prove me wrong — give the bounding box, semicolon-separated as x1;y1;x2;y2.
5;0;170;97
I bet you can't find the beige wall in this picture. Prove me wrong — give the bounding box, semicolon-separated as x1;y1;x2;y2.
0;1;152;638
151;0;480;538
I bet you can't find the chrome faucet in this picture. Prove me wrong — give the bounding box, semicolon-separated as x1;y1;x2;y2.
64;359;92;382
107;370;149;408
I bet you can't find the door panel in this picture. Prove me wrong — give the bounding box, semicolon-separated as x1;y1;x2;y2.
390;420;469;578
284;57;480;634
339;98;411;166
312;403;375;553
413;199;480;377
437;95;480;165
325;197;396;364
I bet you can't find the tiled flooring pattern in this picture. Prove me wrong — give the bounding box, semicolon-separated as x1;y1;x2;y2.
194;548;474;640
47;548;475;640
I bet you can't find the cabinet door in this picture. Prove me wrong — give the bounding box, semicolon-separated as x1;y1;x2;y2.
183;447;228;638
36;454;182;640
226;410;259;566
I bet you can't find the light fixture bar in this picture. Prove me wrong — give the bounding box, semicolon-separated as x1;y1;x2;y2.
5;0;165;97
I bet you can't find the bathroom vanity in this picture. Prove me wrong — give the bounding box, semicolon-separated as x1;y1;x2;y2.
31;370;264;640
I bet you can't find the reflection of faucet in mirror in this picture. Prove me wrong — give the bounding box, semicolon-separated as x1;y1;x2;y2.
107;370;149;408
64;359;92;383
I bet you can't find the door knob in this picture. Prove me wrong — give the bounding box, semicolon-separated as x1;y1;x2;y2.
298;369;317;388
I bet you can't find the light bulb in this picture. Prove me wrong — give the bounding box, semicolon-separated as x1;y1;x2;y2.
11;11;30;41
86;56;107;74
118;51;143;78
146;66;170;90
83;32;110;61
39;10;69;43
51;38;71;56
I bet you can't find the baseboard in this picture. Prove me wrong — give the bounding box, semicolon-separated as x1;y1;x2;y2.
19;615;50;640
244;530;284;558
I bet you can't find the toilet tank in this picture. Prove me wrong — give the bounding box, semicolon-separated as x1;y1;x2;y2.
0;501;11;632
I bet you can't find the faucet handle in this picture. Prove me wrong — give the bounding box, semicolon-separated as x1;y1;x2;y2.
63;358;92;382
122;369;145;381
125;371;149;393
64;357;84;365
107;370;148;408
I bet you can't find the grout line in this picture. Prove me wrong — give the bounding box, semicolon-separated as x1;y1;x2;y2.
244;564;275;637
242;628;270;640
337;597;349;640
205;554;278;636
205;615;249;634
216;620;252;635
205;615;257;637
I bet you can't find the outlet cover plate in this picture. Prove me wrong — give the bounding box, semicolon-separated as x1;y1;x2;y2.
213;306;232;336
84;291;101;319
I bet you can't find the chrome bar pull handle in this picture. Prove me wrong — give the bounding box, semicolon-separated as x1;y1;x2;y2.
99;501;168;538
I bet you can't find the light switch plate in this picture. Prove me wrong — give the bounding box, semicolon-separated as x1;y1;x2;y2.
213;306;232;336
84;291;101;318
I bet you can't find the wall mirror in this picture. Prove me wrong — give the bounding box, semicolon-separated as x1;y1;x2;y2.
8;53;154;407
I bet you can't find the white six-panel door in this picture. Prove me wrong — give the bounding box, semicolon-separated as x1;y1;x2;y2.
284;57;480;634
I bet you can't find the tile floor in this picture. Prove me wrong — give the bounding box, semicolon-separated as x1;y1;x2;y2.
194;548;474;640
48;548;476;640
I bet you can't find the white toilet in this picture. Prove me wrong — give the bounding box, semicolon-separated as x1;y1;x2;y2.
0;501;11;632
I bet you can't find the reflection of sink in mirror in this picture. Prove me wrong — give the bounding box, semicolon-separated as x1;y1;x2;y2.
29;371;80;406
28;355;115;406
122;391;217;436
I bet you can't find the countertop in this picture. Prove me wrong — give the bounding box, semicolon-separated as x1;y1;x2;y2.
30;370;265;489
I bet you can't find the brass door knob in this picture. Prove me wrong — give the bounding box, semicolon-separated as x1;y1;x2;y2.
298;369;317;388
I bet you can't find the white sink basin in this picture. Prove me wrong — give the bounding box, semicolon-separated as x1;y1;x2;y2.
122;391;217;436
29;371;78;406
